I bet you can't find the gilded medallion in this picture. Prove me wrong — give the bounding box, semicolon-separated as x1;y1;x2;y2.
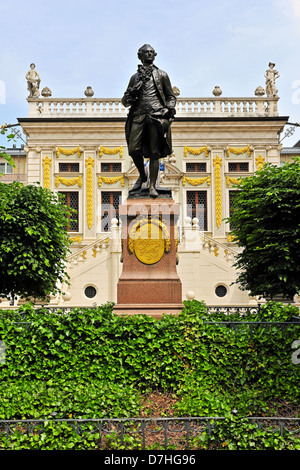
128;217;171;265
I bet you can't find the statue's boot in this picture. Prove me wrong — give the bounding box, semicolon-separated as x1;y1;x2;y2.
131;155;147;191
149;159;159;198
132;175;147;191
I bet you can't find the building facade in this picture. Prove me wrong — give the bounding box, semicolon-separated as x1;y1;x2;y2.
0;144;27;184
1;80;293;309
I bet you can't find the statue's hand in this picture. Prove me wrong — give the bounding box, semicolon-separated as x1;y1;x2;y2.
160;107;170;117
168;107;176;119
161;107;176;119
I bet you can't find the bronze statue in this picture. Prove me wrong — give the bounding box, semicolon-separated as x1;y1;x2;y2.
122;44;176;198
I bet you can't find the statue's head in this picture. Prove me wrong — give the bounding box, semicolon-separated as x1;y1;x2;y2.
30;63;36;69
138;44;157;64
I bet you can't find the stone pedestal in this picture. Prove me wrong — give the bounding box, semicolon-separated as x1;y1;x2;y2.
114;196;183;318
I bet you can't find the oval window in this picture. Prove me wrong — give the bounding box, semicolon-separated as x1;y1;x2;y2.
215;285;227;297
84;286;97;298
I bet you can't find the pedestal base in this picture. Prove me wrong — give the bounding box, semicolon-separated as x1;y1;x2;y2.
113;303;183;319
114;197;183;317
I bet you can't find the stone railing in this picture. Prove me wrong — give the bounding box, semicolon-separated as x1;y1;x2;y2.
67;234;110;270
27;96;279;118
66;219;121;271
180;217;238;265
200;232;238;264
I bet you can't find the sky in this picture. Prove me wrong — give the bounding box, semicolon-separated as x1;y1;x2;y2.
1;0;300;147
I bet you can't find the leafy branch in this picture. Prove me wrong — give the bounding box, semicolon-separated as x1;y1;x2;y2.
0;124;16;169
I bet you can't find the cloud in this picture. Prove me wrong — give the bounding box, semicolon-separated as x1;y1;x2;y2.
276;0;300;30
289;0;300;18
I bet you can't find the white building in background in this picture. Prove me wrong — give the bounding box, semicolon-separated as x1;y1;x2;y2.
1;68;293;308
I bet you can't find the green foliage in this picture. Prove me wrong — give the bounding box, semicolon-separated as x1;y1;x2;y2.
0;421;100;450
0;124;16;169
227;158;300;299
0;182;73;300
191;416;300;450
0;300;300;450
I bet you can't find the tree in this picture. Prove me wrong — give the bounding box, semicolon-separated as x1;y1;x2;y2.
227;158;300;300
0;182;73;301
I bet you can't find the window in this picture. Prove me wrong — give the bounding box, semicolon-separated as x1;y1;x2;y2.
59;191;79;232
186;162;207;172
101;191;121;231
0;162;13;174
186;191;207;230
215;285;227;297
228;162;249;172
59;163;80;172
101;162;122;172
84;286;97;298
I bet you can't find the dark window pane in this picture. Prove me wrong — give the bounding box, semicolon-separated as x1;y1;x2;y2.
101;162;122;172
59;163;79;172
186;162;206;172
101;163;110;172
59;163;69;172
59;191;79;232
228;162;248;172
187;191;207;230
70;163;80;172
101;191;121;231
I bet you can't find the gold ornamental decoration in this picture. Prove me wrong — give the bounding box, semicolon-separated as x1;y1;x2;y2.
226;145;252;157
98;175;125;187
213;156;223;228
85;156;95;229
55;175;82;187
128;217;171;265
42;156;52;189
226;176;242;187
99;146;123;158
184;146;210;157
56;146;83;158
182;175;210;186
70;236;82;244
255;154;265;171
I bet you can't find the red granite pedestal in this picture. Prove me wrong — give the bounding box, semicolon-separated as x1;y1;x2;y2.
114;196;183;318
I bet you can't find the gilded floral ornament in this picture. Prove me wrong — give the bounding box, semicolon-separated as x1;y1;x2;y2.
98;175;125;187
226;176;242;187
255;154;265;171
56;146;83;158
213;156;223;228
184;146;210;157
182;175;210;186
226;145;253;157
85;156;95;229
99;146;123;158
42;155;52;189
55;175;82;187
70;236;82;244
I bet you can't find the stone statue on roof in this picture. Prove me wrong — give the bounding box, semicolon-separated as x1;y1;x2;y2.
265;62;280;98
26;63;41;98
